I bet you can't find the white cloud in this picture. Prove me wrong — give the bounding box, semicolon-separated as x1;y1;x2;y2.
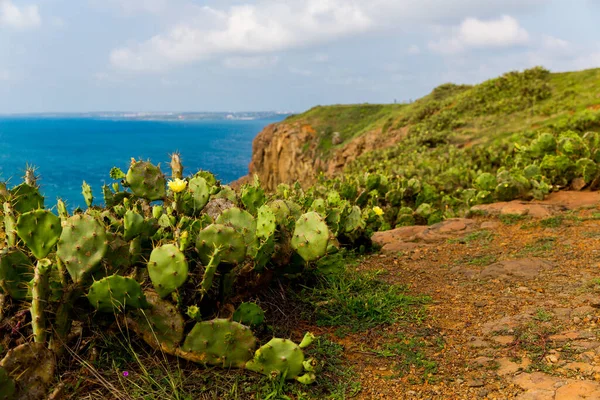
96;0;170;15
429;15;529;54
222;55;279;69
541;35;570;51
108;0;550;72
0;69;10;81
0;0;41;29
110;1;372;71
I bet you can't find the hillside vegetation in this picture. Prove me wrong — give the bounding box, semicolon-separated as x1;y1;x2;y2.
287;67;600;157
280;67;600;231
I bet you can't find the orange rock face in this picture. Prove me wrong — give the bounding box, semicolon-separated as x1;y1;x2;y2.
246;121;407;190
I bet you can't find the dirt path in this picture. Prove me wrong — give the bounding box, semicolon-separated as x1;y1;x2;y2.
344;193;600;399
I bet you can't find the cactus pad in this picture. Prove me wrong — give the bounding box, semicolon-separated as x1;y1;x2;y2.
240;181;266;214
0;249;33;300
15;210;61;260
256;205;276;240
233;302;265;326
148;244;188;298
2;202;17;247
216;207;257;248
343;206;364;233
81;181;93;208
182;176;210;215
253;235;275;271
104;233;132;271
126;161;166;201
30;259;52;343
269;200;301;227
196;224;246;265
291;212;329;262
245;338;305;379
9;183;44;214
123;210;144;241
180;319;256;368
87;275;148;312
126;291;184;354
57;214;108;283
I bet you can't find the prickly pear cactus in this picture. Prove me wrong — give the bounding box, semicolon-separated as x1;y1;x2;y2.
81;181;93;208
256;205;276;240
123;210;144;240
87;275;148;312
216;207;257;250
104;233;132;271
2;202;17;247
245;337;310;381
253;235;275;271
195;224;246;265
240;178;266;215
232;302;265;326
30;259;52;343
270;200;302;227
182;176;210;215
291;212;330;262
147;244;188;298
0;366;15;400
199;246;220;298
57;214;108;283
309;199;327;215
343;206;364;233
56;199;69;220
9;183;44;214
15;210;61;260
126;291;184;354
0;249;33;300
180;319;256;368
126;160;166;201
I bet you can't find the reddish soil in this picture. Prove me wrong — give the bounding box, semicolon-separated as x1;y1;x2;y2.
340;193;600;399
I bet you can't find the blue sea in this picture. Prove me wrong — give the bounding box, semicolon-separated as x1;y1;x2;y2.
0;116;285;209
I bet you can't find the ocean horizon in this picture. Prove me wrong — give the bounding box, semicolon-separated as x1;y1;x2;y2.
0;114;287;209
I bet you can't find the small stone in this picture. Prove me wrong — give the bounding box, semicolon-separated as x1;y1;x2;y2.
492;336;515;346
574;316;582;324
546;354;559;363
468;379;485;388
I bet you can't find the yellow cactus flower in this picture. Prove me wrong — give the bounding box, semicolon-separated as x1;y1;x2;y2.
373;206;384;216
168;178;187;193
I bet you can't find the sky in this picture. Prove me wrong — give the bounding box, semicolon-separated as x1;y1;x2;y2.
0;0;599;113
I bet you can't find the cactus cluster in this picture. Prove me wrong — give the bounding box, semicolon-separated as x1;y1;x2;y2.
0;155;378;398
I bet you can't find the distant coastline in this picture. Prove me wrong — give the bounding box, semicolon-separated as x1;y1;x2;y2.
0;111;293;122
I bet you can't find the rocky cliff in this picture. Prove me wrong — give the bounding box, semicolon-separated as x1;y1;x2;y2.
246;118;406;191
